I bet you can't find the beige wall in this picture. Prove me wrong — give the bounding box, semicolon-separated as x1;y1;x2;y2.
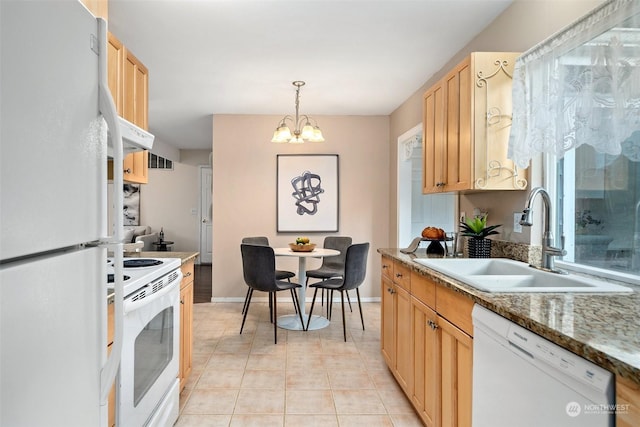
139;150;210;253
388;0;603;246
212;114;389;300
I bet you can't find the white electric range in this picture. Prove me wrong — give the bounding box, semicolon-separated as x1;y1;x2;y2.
107;257;181;296
107;256;183;426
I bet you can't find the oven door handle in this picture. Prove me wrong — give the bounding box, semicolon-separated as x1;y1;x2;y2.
123;272;182;314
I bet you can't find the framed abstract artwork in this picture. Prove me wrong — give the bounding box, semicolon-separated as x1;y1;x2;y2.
277;154;339;232
123;183;140;226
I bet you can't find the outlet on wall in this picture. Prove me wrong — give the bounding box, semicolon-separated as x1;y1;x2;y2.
513;212;523;233
460;211;466;223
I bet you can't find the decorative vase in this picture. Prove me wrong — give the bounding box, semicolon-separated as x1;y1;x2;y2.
468;238;491;258
426;240;445;256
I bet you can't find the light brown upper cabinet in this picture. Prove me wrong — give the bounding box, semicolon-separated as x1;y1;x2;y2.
422;52;528;194
107;32;149;184
79;0;108;19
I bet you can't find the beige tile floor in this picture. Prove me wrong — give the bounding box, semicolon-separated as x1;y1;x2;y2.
176;300;424;426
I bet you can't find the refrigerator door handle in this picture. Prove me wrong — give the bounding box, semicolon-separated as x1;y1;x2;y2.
97;17;125;405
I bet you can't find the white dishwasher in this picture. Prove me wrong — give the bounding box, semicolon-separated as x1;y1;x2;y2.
472;305;614;427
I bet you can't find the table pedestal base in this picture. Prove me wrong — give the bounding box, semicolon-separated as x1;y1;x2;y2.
277;314;330;331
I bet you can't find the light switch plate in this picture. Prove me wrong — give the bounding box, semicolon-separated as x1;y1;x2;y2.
513;212;523;233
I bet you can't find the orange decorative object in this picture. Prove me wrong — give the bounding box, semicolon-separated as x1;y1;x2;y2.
421;227;445;240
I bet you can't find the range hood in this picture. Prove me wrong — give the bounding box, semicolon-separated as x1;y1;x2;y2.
107;116;154;156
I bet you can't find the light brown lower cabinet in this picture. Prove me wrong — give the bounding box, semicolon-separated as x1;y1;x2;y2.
395;285;413;394
412;297;440;427
439;316;473;427
179;259;195;391
617;375;640;427
380;258;413;395
381;260;473;427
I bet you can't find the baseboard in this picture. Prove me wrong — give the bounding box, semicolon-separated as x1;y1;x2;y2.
211;296;382;303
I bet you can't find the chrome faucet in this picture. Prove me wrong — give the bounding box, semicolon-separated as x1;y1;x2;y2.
520;187;567;274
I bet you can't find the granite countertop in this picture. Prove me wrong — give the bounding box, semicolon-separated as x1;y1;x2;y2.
378;248;640;386
123;251;200;264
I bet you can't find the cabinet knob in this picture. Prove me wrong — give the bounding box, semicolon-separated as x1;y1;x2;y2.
395;272;403;278
382;264;389;269
428;320;439;330
184;272;192;277
180;300;184;305
124;168;132;174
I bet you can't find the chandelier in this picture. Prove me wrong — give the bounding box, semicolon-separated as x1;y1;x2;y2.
271;81;325;143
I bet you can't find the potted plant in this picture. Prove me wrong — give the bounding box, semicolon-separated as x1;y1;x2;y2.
460;215;501;258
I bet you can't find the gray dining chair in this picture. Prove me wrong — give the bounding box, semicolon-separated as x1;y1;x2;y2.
305;236;352;314
241;236;296;317
305;243;369;341
240;244;304;344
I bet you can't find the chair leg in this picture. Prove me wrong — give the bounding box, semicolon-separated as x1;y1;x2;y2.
290;289;299;314
242;287;251;314
269;293;273;323
356;287;365;331
240;288;253;335
340;290;347;342
291;288;305;331
273;291;278;344
346;290;353;312
305;288;319;331
321;288;324;307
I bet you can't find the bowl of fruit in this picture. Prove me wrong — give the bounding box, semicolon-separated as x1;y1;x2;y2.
289;237;316;252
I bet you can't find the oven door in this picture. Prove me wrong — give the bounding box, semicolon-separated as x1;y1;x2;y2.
118;275;180;427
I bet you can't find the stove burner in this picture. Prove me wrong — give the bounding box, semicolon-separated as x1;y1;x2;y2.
107;274;131;283
123;259;164;268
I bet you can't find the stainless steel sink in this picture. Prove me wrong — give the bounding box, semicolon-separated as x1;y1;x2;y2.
414;258;632;293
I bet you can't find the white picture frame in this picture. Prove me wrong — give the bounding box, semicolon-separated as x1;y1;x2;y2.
277;154;339;233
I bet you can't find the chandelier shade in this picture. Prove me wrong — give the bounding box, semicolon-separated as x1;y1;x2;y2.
271;81;324;143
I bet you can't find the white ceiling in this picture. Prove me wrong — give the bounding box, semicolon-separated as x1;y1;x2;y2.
108;0;513;150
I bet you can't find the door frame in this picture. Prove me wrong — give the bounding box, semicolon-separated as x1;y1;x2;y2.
397;123;423;248
199;165;212;264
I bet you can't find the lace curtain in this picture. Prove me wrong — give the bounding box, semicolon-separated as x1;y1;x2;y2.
508;0;640;168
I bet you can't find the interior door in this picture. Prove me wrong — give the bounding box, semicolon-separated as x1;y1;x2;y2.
199;166;213;264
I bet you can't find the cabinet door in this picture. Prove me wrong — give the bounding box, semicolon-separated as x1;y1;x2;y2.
617;376;640;427
471;52;525;190
439;315;473;427
79;0;108;19
443;57;472;192
394;285;413;394
423;82;445;193
381;275;395;367
107;33;123;115
122;48;149;184
179;280;194;391
412;297;440;427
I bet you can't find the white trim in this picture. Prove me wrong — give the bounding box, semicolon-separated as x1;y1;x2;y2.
397;123;422;248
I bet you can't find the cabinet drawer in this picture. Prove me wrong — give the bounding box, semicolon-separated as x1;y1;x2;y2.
381;256;393;280
436;285;474;337
393;261;411;291
411;272;436;309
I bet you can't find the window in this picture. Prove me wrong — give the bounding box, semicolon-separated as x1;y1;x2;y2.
554;145;640;282
148;153;173;170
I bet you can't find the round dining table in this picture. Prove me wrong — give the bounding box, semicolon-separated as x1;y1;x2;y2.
273;247;340;331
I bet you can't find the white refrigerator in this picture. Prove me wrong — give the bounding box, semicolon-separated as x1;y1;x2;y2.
0;1;136;425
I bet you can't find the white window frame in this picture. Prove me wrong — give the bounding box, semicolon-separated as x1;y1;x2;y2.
546;153;640;285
